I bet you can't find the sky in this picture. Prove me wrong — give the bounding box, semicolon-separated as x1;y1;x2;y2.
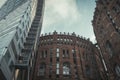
42;0;96;43
0;0;6;8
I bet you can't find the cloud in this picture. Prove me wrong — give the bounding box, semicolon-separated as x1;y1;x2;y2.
42;0;81;33
90;34;96;43
0;0;7;8
41;0;96;43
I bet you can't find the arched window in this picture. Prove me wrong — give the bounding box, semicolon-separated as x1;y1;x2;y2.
38;63;46;76
85;66;90;76
63;62;70;75
106;40;114;56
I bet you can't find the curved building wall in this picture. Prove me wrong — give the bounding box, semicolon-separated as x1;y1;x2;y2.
34;31;102;80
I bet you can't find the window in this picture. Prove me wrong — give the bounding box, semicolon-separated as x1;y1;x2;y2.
106;41;114;56
15;32;19;41
19;28;22;34
56;63;59;68
50;63;52;68
38;63;46;76
63;62;70;75
15;0;21;6
56;63;59;74
9;61;14;72
63;50;65;58
45;50;47;58
11;40;17;58
56;53;59;57
56;69;59;74
4;50;11;63
50;49;53;58
85;66;90;76
56;48;59;58
72;49;75;53
18;43;21;51
56;48;59;52
41;50;47;58
66;50;69;57
63;49;69;58
115;65;120;77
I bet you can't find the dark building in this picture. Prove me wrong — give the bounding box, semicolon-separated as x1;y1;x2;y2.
92;0;120;80
34;31;104;80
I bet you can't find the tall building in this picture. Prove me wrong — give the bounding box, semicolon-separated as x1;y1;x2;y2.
34;31;104;80
0;0;44;80
92;0;120;80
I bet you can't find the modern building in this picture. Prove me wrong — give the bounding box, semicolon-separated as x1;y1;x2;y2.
92;0;120;80
0;0;44;80
34;31;104;80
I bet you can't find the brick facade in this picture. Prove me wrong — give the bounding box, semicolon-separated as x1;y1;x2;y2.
34;31;103;80
92;0;120;80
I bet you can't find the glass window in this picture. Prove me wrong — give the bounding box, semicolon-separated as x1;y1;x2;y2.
63;63;70;75
11;40;17;58
106;41;114;56
45;50;47;57
56;63;59;68
4;50;11;63
72;49;75;53
9;61;14;72
38;63;46;76
66;50;69;57
56;62;59;74
19;28;22;34
56;69;59;74
15;32;19;41
56;48;59;52
85;66;90;76
56;53;59;57
63;50;65;58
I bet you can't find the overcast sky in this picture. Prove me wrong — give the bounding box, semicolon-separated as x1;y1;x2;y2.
42;0;96;43
0;0;6;8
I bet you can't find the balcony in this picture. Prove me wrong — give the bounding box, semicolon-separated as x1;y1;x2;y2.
27;34;36;39
22;47;32;53
29;28;37;32
15;52;31;69
24;41;34;46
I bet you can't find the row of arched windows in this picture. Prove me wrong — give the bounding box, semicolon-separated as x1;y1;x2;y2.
37;62;71;76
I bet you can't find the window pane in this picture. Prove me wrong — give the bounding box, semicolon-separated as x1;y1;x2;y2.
56;53;59;57
56;48;59;52
56;63;59;68
56;69;59;74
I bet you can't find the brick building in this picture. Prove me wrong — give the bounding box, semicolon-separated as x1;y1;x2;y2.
92;0;120;80
34;31;104;80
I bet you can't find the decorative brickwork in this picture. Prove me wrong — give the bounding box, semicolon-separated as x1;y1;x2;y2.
34;31;103;80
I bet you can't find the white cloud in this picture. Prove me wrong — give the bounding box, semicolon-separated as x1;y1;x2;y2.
90;34;96;43
41;0;96;43
42;0;81;33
